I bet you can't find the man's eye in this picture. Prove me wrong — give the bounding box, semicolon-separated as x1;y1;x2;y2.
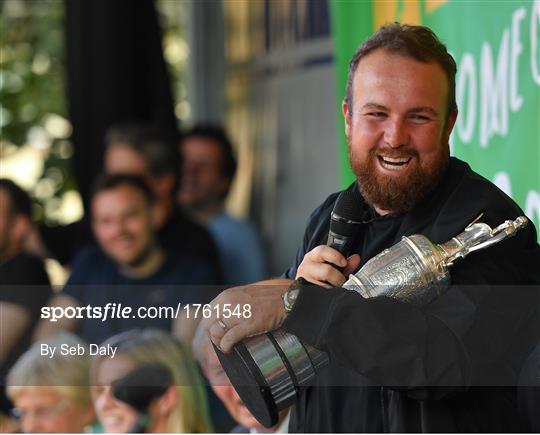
409;114;431;122
366;112;386;118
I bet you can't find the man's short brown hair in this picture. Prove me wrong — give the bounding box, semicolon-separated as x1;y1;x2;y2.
345;22;457;119
91;173;155;205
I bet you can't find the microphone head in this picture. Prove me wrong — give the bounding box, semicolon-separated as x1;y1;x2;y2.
330;190;364;238
112;364;173;412
333;190;364;220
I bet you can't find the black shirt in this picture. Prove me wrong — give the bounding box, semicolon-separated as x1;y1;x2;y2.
62;244;220;344
160;206;223;282
282;157;540;432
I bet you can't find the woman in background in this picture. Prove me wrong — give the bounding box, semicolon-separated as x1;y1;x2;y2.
91;328;213;433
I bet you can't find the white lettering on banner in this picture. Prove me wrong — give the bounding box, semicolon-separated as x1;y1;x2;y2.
450;3;539;234
510;7;526;111
531;0;540;85
525;190;540;224
456;53;477;144
480;29;510;147
456;4;539;149
493;172;513;197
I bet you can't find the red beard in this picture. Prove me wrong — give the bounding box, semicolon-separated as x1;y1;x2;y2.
348;139;449;214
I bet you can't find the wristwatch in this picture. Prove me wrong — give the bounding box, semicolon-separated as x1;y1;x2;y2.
282;278;304;313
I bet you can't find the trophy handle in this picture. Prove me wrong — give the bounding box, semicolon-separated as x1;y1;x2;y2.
441;216;528;265
467;216;528;254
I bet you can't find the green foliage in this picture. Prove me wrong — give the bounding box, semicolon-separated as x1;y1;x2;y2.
156;0;190;124
1;0;78;225
0;0;189;224
0;0;67;146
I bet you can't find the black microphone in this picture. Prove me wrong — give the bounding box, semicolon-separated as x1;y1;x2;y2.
326;190;365;267
112;364;173;433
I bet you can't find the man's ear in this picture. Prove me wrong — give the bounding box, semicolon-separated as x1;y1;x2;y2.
445;109;458;139
342;100;352;138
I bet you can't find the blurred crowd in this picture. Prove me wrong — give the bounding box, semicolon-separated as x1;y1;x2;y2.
0;124;282;433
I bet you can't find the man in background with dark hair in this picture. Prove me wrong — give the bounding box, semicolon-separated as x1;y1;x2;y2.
0;179;52;427
37;122;222;283
179;125;265;285
104;123;182;235
104;123;223;281
35;174;219;346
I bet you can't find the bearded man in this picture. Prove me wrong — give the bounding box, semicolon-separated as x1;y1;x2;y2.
203;23;540;432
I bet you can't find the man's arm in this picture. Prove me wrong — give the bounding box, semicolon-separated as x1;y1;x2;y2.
205;246;471;387
206;235;539;390
283;282;474;388
32;294;80;341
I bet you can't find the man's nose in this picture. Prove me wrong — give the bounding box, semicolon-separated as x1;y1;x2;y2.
108;220;124;236
383;117;409;148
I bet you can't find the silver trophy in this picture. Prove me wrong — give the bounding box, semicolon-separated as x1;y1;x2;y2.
214;216;529;428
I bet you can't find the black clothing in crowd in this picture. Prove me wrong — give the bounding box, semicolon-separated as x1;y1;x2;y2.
162;206;223;283
0;252;52;413
282;157;540;432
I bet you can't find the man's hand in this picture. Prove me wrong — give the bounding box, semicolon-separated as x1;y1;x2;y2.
296;245;361;288
206;278;292;353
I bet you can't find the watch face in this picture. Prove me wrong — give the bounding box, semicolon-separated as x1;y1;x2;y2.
289;288;299;303
285;288;300;311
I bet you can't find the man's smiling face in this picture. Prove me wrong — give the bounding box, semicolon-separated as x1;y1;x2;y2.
91;183;155;267
343;48;457;214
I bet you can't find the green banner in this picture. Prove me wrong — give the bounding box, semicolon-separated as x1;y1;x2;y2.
330;0;540;239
